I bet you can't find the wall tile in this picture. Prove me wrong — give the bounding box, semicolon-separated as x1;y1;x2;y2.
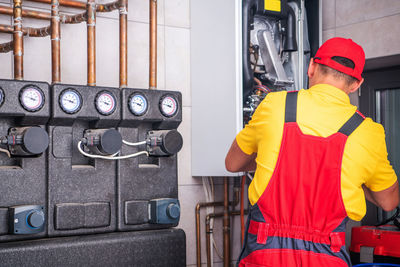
96;17;119;87
165;0;190;28
60;22;87;85
322;29;335;43
0;14;12;79
336;0;400;27
322;0;335;30
165;26;190;106
127;0;164;25
127;21;165;89
21;18;51;83
336;14;400;59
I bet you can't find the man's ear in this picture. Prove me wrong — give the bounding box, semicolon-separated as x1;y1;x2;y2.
307;58;316;78
349;78;364;93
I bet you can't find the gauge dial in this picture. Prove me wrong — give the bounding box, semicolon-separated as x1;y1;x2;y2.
0;87;4;108
159;95;178;117
129;93;148;116
19;85;45;112
95;91;116;116
59;88;82;114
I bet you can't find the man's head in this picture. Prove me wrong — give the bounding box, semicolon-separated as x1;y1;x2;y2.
307;37;365;94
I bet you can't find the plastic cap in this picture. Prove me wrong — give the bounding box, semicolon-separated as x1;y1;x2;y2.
314;37;365;80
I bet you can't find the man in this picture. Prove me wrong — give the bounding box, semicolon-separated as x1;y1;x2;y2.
225;37;399;266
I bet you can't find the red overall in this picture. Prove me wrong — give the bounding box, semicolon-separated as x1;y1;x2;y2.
238;91;364;267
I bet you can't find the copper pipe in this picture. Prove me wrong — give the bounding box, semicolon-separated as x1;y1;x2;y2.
119;0;127;87
0;24;50;37
62;12;86;24
13;0;23;80
27;0;120;11
25;25;51;36
0;5;51;20
51;0;60;83
87;0;96;86
97;0;119;12
195;192;240;267
28;0;86;9
196;201;223;267
0;41;14;53
223;178;230;267
240;175;246;245
206;210;248;267
0;24;14;34
0;5;87;24
149;0;157;89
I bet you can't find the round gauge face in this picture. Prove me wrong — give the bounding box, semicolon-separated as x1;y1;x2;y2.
95;91;117;116
159;95;178;117
128;93;148;116
59;88;82;114
0;87;4;108
19;85;45;112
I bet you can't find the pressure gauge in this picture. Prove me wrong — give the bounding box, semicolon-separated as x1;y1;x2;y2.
19;85;45;112
59;88;82;114
0;87;4;108
128;93;148;116
95;90;117;116
159;95;178;117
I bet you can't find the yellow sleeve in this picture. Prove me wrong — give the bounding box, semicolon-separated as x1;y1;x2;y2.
235;102;263;155
364;123;398;191
236;91;286;156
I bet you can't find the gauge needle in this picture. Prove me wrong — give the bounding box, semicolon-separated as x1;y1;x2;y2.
102;101;110;106
165;104;172;108
67;99;75;103
28;96;37;101
135;102;142;106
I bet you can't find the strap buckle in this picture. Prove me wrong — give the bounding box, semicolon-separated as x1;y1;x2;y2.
256;222;269;245
329;232;344;253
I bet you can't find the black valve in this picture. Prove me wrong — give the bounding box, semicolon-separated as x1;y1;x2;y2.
82;128;122;156
0;126;49;156
149;198;180;225
9;205;45;235
146;130;183;156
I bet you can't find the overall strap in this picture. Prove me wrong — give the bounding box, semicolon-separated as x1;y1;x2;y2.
285;91;299;123
338;111;365;136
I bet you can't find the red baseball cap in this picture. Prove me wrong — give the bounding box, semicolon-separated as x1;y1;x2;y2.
314;37;365;81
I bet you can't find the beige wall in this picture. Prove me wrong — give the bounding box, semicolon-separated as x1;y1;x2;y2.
322;0;400;60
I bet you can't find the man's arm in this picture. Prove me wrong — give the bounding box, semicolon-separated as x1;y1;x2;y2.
363;181;400;211
225;139;257;172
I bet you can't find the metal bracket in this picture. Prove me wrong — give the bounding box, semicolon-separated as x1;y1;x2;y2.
257;30;294;87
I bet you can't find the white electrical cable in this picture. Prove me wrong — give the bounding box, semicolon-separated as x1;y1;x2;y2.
77;141;149;160
202;177;214;267
0;147;11;158
202;176;223;265
122;140;147;146
209;177;223;260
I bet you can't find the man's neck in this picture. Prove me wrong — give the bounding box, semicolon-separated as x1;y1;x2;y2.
309;77;350;94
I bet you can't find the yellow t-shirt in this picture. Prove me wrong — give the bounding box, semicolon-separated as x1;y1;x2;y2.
236;84;398;221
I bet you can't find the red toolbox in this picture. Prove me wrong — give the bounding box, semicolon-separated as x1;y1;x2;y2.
350;225;400;264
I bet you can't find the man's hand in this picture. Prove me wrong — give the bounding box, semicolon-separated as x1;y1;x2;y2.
225;139;257;172
363;181;400;212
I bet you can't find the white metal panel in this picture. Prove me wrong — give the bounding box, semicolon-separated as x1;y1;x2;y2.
190;0;243;176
